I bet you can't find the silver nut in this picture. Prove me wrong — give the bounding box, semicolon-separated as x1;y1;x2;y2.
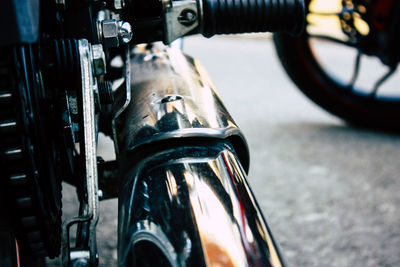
118;21;133;45
102;19;120;47
92;44;107;76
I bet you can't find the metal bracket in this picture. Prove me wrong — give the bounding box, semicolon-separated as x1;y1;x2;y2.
111;45;131;156
62;39;100;267
163;0;199;44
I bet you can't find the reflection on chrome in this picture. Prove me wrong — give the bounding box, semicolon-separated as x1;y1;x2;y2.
184;170;248;267
118;145;283;267
115;44;248;170
166;170;179;199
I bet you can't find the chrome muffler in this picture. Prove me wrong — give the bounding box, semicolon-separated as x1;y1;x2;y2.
116;45;283;267
114;44;249;171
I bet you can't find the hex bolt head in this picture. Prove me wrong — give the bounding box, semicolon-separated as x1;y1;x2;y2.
102;20;133;47
102;19;120;47
91;44;107;76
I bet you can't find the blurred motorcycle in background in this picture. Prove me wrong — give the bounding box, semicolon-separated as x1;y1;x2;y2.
274;0;400;129
0;0;304;266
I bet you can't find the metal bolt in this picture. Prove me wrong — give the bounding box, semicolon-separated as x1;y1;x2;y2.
178;9;197;26
102;19;120;47
91;44;107;76
102;20;132;48
98;81;114;105
118;21;133;45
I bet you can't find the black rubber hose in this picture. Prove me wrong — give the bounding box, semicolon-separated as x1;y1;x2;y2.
200;0;305;37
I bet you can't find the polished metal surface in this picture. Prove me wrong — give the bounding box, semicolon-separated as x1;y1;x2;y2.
118;143;283;267
79;39;100;266
62;39;100;267
117;45;248;167
118;21;133;45
102;19;120;47
163;0;199;44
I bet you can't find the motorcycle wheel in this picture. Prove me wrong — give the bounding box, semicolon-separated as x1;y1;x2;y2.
273;32;400;130
118;140;283;267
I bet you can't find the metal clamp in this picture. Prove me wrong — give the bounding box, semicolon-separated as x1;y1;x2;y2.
163;0;199;44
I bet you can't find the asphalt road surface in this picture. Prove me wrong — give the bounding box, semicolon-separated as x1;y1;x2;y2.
49;35;400;266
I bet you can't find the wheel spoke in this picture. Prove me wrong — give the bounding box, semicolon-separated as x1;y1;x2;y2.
307;34;358;48
348;51;362;90
370;67;397;98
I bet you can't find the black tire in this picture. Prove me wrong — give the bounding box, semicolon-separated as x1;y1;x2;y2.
273;32;400;130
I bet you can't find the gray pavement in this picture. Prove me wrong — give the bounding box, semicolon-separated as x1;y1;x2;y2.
185;35;400;267
50;35;400;266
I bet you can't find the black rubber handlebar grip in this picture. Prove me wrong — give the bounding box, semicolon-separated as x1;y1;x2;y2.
200;0;305;37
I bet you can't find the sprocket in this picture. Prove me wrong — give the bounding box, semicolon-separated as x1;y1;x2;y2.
0;45;63;259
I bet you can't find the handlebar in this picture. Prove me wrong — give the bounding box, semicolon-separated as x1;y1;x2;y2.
200;0;305;37
126;0;305;44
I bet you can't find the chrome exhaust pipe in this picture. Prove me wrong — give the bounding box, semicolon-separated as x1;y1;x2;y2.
117;45;284;267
